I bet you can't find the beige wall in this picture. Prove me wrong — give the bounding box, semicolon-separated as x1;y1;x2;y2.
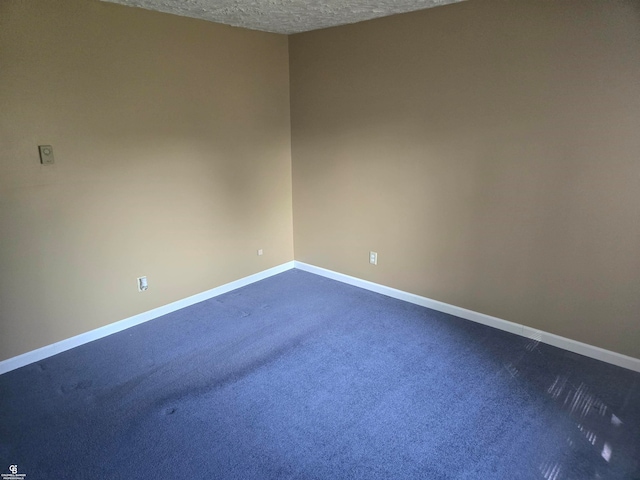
0;0;293;361
290;0;640;357
2;0;639;363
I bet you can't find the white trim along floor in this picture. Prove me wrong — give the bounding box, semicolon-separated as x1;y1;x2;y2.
1;260;638;375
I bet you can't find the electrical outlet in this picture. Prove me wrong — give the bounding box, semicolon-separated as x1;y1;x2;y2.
257;249;263;256
137;276;148;292
369;251;378;265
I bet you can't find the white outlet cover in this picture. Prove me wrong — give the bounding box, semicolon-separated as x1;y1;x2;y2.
137;276;148;292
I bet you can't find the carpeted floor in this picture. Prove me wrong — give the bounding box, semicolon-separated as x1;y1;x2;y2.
1;269;639;479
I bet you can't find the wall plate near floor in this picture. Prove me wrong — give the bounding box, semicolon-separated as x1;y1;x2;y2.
369;251;378;265
137;276;148;292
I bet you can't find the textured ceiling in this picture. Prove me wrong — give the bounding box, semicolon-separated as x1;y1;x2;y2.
100;0;466;34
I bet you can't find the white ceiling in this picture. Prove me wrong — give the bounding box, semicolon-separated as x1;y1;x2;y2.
100;0;466;35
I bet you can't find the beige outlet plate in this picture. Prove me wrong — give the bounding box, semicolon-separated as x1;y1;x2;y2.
39;145;55;165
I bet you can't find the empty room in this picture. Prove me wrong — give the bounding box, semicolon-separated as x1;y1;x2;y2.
1;0;639;478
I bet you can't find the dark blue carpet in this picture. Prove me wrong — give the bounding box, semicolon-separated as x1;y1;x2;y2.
1;269;639;479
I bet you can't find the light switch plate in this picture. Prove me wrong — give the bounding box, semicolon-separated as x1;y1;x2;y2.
39;145;54;165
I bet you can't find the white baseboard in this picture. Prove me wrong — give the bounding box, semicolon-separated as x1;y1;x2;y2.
0;261;295;375
4;260;638;376
294;261;640;373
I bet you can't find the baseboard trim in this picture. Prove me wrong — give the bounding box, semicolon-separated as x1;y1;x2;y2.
294;261;640;373
4;260;638;375
0;261;295;375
